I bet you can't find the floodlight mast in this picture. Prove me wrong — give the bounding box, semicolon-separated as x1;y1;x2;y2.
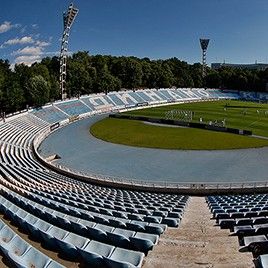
199;39;210;78
59;3;78;100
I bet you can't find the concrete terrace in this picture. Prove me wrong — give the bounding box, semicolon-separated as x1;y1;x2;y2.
143;197;253;268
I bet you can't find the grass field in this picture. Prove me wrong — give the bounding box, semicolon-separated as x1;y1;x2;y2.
90;100;268;150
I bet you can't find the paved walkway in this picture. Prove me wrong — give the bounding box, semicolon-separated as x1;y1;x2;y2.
143;197;253;268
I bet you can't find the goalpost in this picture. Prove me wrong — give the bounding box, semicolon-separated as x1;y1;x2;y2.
165;110;193;121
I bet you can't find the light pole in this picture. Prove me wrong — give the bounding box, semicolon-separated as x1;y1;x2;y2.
59;3;78;100
199;38;210;80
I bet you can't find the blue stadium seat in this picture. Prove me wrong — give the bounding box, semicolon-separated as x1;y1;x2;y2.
1;235;31;257
79;240;114;266
56;232;90;258
0;225;17;251
39;225;68;249
10;246;55;268
255;254;268;268
104;247;144;268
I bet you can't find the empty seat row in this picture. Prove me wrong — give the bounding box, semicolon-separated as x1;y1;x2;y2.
0;195;144;267
1;187;159;254
207;195;268;268
0;219;64;268
0;167;184;228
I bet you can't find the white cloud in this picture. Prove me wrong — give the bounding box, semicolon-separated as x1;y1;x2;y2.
13;46;43;56
20;26;27;34
13;41;51;66
32;24;38;29
35;40;50;47
0;21;52;66
42;51;60;56
0;21;13;33
9;34;52;66
0;21;20;33
4;36;34;46
2;36;51;49
15;55;41;66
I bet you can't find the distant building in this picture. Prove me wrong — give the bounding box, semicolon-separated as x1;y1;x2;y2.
211;63;268;71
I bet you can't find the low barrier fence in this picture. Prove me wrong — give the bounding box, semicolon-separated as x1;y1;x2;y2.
110;114;253;136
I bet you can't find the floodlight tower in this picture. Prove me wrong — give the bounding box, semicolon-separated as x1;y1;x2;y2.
59;3;78;100
199;38;210;78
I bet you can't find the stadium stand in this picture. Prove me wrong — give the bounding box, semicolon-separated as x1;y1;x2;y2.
1;88;267;267
81;94;115;109
32;106;69;124
207;194;268;268
28;88;241;123
54;100;92;116
0;89;192;267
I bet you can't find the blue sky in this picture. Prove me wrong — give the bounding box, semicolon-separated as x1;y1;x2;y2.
1;0;268;66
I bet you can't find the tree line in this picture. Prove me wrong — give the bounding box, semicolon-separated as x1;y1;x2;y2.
0;50;268;114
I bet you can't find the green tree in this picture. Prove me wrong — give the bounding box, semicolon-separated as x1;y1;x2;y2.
28;75;50;107
125;58;142;89
0;60;11;108
49;75;60;101
141;60;152;87
96;65;121;93
14;64;33;105
158;63;174;88
205;71;221;88
5;78;25;111
1;51;268;114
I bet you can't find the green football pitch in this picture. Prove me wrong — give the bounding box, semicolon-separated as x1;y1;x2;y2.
90;100;268;150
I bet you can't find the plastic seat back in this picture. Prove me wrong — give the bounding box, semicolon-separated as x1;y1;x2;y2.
4;235;31;256
0;225;16;245
109;247;144;267
11;247;51;268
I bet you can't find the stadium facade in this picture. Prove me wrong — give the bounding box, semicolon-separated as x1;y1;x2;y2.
211;62;268;71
